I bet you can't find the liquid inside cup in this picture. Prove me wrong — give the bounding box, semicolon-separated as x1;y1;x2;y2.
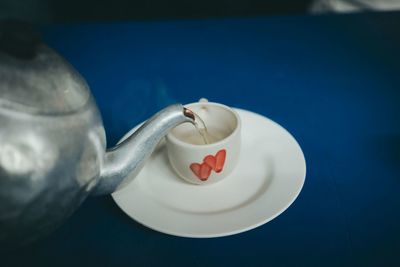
170;104;238;145
177;127;227;145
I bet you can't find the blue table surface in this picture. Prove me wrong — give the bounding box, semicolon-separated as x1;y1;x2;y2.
3;11;400;267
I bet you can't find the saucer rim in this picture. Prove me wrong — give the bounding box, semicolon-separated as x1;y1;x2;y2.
112;108;306;238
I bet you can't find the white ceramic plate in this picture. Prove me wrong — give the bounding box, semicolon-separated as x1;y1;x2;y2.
112;108;306;238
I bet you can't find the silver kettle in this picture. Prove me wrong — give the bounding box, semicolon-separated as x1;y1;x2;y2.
0;21;195;247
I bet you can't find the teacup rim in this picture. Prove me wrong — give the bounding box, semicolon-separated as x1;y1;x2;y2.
166;101;241;149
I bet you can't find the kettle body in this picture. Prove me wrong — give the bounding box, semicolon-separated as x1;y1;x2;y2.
0;21;194;247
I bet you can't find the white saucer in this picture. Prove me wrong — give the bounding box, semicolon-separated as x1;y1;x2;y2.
112;108;306;238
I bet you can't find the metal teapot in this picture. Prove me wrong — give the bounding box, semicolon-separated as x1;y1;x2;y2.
0;21;195;247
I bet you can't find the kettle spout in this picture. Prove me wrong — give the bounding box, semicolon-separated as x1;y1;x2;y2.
92;104;194;195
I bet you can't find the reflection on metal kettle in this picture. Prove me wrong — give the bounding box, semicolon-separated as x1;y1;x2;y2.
0;20;195;247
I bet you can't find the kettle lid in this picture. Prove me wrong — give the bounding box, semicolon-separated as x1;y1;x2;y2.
0;20;90;115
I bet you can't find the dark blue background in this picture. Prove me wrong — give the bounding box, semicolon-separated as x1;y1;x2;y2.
0;0;311;22
3;12;400;266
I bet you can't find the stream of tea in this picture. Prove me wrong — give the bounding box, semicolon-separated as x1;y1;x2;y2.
193;112;210;144
181;111;225;145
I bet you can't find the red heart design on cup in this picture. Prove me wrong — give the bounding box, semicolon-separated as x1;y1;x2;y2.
203;155;216;170
214;149;226;173
190;149;227;181
190;162;213;181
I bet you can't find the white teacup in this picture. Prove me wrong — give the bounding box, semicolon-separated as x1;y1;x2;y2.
166;101;241;185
